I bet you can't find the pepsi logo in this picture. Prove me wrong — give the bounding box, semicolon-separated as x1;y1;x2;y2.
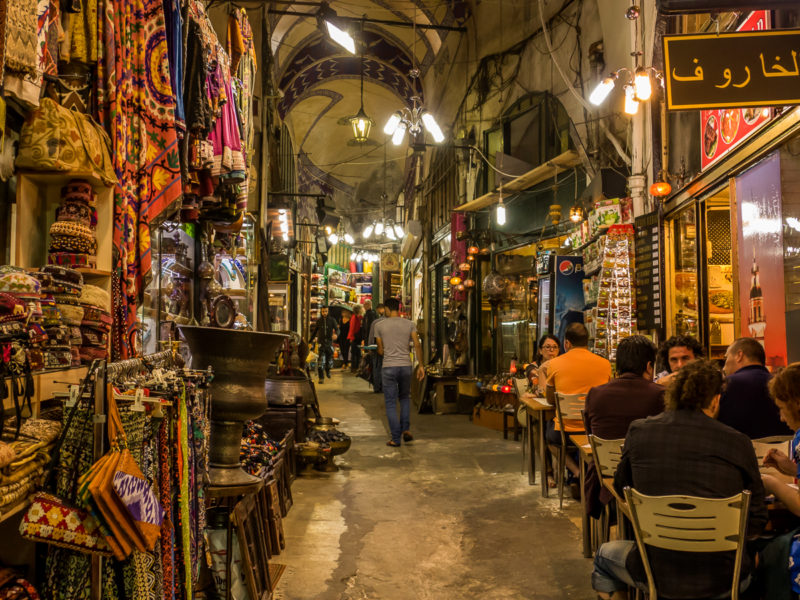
558;260;575;276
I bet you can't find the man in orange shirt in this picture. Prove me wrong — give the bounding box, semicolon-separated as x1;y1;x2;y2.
546;323;612;495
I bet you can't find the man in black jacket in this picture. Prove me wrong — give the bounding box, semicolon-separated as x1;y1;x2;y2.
592;359;767;600
719;337;792;438
310;306;339;384
584;335;665;518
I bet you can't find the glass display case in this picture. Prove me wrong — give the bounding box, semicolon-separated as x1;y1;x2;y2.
496;251;537;370
667;206;699;339
198;214;258;330
140;222;195;354
705;201;734;358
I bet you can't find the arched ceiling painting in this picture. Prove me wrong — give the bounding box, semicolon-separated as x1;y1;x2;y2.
270;1;468;226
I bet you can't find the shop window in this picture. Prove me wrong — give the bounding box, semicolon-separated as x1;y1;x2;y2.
705;196;735;357
496;251;537;370
480;93;573;194
667;207;700;339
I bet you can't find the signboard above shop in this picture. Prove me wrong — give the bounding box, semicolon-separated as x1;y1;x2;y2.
658;0;798;13
664;29;800;111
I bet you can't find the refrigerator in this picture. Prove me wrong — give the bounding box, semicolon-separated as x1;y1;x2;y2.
536;253;585;341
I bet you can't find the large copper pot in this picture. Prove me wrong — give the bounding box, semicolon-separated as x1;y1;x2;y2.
178;326;287;487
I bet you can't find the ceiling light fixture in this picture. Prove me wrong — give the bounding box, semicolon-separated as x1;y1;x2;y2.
495;185;506;226
382;11;444;146
349;22;373;143
317;1;355;54
589;65;662;116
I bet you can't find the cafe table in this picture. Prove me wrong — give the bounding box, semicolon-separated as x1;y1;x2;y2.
518;394;555;496
569;433;594;558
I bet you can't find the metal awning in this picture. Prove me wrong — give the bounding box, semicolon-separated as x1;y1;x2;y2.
454;149;582;212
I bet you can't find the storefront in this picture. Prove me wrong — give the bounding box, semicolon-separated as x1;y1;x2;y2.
663;107;800;365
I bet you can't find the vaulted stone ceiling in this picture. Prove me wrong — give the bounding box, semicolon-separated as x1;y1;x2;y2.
270;1;469;226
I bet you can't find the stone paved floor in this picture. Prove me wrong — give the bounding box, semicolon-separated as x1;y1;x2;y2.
272;370;595;600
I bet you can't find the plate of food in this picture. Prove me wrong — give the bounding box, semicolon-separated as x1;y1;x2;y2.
709;289;734;314
704;114;719;159
721;109;740;144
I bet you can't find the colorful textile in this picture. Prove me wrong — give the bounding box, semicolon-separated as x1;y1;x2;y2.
100;0;182;359
5;0;38;75
5;0;52;108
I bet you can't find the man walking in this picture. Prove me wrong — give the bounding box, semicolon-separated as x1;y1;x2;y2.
309;306;339;384
374;298;424;447
367;303;386;393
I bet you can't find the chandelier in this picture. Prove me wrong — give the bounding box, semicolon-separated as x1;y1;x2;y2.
381;13;444;146
326;223;354;246
363;195;404;241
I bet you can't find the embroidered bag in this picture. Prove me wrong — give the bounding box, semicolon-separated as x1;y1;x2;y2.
19;364;113;555
15;99;116;186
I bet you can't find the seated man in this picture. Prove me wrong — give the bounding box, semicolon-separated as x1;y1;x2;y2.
592;360;767;600
719;337;791;439
583;335;665;518
654;334;703;386
545;323;612;494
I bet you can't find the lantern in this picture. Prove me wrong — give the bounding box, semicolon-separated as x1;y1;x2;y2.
449;275;462;286
467;245;479;255
650;181;672;197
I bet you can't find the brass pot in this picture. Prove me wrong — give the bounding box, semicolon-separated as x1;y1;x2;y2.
178;326;287;487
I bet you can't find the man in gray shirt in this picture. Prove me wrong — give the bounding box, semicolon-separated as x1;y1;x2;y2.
367;304;386;393
374;298;424;447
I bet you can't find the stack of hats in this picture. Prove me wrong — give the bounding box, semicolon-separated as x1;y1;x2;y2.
38;266;84;368
78;284;111;363
47;180;98;268
0;266;47;371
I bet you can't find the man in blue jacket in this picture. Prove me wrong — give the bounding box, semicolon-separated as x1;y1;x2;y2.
718;337;791;439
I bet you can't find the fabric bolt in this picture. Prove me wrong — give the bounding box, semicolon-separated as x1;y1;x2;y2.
177;385;191;598
57;304;84;325
98;0;182;360
40;266;84;291
49;221;95;241
55;201;94;227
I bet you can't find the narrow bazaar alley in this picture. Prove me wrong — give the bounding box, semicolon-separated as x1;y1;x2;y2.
274;372;594;600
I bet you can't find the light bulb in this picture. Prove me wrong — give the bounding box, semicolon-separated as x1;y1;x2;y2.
393;224;404;238
634;67;652;101
282;233;289;242
589;75;616;106
344;233;354;245
328;233;339;245
496;200;506;225
383;111;402;135
375;221;384;235
391;121;407;146
280;222;289;233
356;253;363;262
324;20;355;54
624;84;639;115
386;227;396;241
363;224;374;238
421;111;445;143
278;213;288;222
350;252;357;261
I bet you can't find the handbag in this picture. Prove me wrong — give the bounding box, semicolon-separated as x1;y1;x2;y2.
19;364;113;556
15;99;116;186
79;389;162;559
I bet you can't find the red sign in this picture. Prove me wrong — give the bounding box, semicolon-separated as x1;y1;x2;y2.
700;11;773;170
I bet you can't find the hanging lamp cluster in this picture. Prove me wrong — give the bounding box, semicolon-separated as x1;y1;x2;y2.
349;250;380;263
325;223;355;246
363;215;404;241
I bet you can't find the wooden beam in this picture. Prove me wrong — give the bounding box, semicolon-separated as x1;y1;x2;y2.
454;150;582;212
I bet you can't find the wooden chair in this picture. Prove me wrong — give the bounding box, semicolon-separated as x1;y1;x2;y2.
587;434;626;543
623;487;751;600
554;392;586;508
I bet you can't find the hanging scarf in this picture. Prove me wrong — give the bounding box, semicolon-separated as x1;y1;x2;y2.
99;0;182;359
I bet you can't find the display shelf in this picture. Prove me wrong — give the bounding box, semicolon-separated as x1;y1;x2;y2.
2;365;87;415
0;498;31;525
13;172;113;294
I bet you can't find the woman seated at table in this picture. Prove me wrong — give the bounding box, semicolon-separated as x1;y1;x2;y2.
535;334;561;396
521;335;561;487
759;363;800;599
